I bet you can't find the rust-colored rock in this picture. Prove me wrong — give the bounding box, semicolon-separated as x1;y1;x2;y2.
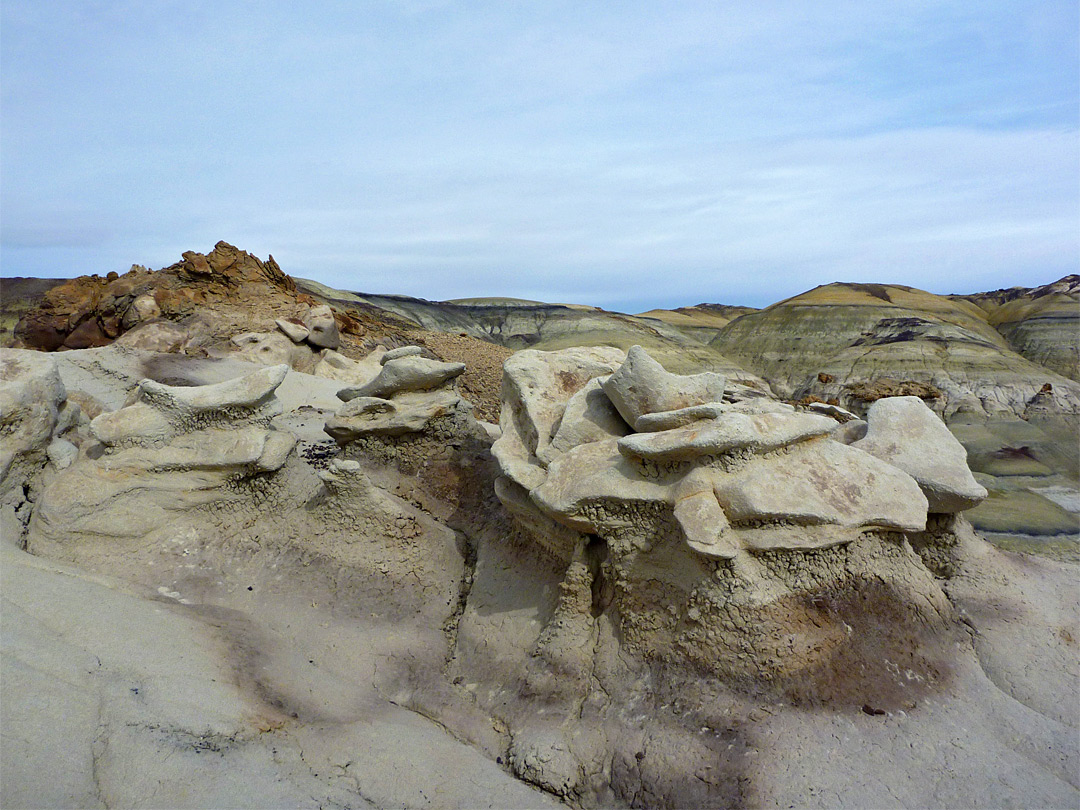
13;242;301;352
845;378;943;402
63;318;110;349
171;241;296;293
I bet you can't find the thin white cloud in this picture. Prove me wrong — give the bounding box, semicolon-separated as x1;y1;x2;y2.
1;1;1076;311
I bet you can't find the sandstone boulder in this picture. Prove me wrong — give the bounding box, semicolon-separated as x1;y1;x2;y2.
671;471;737;558
381;346;424;364
617;410;835;462
115;320;196;353
541;377;630;464
275;318;309;343
0;350;71;505
491;346;624;491
853;396;988;512
713;438;928;535
634;402;729;432
601;345;726;426
831;418;868;445
90;364;288;447
28;363;296;555
530;438;671;534
302;305;340;349
232;331;318;372
337;357;465;401
311;348;385;386
325;389;465;441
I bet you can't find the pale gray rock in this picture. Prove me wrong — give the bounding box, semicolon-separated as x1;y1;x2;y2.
337;357;465;401
0;350;67;504
671;472;737;559
115;319;198;353
807;401;859;421
541;377;630;464
494;475;583;561
713;438;928;535
312;347;385;386
491;436;548;492
28;364;297;553
531;438;672;533
256;430;298;471
618;410;836;462
492;346;625;492
110;426;291;473
231;332;264;347
232;331;318;373
831;419;868;445
89;402;174;446
634;402;729;432
381;345;424;364
141;362;288;413
91;364;288;448
853;396;988;513
46;438;79;471
602;345;726;425
724;398;796;415
302;304;341;349
275;317;310;343
325;389;466;440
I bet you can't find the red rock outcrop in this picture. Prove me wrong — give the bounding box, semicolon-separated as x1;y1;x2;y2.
14;242;300;352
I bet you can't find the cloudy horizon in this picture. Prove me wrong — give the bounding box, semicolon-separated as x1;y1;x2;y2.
2;1;1076;311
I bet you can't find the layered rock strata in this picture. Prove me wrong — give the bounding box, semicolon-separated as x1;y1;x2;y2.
486;346;987;715
2;343;1074;809
325;350;470;441
25;364;298;561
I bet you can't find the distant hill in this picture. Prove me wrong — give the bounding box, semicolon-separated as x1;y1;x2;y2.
4;256;1077;552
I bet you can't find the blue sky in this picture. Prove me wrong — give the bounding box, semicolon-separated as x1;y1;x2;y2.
2;1;1077;311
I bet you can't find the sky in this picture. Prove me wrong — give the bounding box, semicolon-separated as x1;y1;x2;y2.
1;1;1077;312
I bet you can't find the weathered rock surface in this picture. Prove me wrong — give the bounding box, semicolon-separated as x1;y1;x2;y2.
492;346;625;492
617;410;835;462
338;356;465;401
543;377;630;463
381;345;424;363
2;344;1076;810
326;388;466;440
853;396;988;513
311;346;385;384
713;438;928;534
0;350;77;508
275;317;309;343
602;344;726;426
322;346;479;446
302;304;341;349
634;402;731;432
89;363;287;446
28;363;296;560
495;345;953;564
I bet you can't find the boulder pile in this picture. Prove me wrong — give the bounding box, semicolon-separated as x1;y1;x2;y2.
325;348;469;441
485;344;987;701
25;363;299;563
494;345;985;562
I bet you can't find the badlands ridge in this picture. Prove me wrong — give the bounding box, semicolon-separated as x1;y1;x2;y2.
1;244;1077;808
